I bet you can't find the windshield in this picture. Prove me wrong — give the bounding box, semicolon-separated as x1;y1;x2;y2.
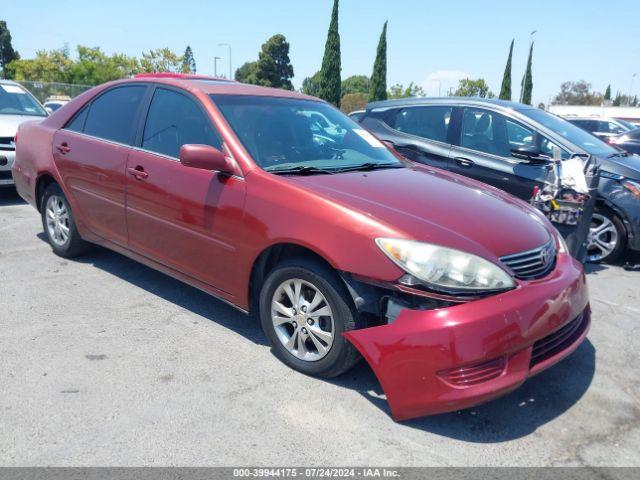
521;108;617;156
615;118;638;131
211;94;401;172
0;84;47;117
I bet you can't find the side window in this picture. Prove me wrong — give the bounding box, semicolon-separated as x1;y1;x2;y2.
505;119;535;149
540;137;570;159
460;108;502;156
607;122;624;134
83;86;147;144
392;106;452;143
142;88;222;158
65;106;89;132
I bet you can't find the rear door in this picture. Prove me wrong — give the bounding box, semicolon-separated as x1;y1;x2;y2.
52;85;148;246
125;86;246;294
449;107;552;200
363;105;453;170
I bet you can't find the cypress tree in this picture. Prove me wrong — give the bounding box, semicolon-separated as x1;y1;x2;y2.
318;0;341;107
521;42;534;105
368;21;388;102
181;46;196;74
604;84;611;101
498;39;514;100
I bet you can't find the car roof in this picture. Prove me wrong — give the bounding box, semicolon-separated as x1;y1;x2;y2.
366;96;534;113
124;73;319;101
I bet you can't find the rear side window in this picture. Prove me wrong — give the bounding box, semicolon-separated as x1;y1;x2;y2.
83;86;147;144
392;106;452;143
66;106;89;132
142;88;222;158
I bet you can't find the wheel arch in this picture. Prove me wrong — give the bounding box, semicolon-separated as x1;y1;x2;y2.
34;172;58;212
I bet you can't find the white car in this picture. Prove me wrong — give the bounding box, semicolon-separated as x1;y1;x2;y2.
0;80;48;186
43;98;70;113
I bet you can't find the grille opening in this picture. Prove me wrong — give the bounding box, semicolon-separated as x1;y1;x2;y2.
438;357;506;387
500;240;556;280
530;313;588;367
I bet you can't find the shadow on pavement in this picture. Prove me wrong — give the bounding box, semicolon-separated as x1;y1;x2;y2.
36;232;597;441
0;187;25;206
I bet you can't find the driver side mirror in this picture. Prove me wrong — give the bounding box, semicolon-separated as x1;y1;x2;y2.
179;144;235;175
510;145;548;164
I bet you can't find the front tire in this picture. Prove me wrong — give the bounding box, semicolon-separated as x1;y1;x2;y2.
259;259;360;378
587;208;627;263
41;183;89;258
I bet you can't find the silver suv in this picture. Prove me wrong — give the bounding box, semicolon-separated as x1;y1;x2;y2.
0;80;48;186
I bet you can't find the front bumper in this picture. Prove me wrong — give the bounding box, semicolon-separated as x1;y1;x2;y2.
0;149;15;185
344;253;590;421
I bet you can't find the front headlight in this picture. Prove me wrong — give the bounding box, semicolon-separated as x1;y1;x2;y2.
623;179;640;199
556;230;569;254
376;238;516;293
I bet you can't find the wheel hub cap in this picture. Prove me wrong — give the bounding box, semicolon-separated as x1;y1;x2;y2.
45;195;70;247
271;278;335;362
586;213;618;262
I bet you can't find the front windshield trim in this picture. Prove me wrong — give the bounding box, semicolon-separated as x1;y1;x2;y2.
210;93;401;173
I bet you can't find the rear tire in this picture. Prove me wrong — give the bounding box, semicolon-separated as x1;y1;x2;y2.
587;208;627;263
41;183;89;258
259;258;360;378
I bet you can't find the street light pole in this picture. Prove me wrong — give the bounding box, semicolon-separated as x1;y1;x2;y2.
218;43;232;80
214;56;221;77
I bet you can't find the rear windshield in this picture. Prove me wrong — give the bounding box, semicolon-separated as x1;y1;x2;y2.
211;94;400;172
0;84;47;117
521;108;616;156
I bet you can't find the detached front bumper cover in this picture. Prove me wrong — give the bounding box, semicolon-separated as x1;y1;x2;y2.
344;254;590;421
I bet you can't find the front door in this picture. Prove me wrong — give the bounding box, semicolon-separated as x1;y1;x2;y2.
125;87;246;294
449;107;552;200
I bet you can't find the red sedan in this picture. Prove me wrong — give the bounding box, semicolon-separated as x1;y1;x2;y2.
12;73;590;420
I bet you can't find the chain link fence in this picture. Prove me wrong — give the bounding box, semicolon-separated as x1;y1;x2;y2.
16;80;93;103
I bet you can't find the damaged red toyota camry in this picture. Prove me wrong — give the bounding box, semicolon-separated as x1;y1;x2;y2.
13;74;590;420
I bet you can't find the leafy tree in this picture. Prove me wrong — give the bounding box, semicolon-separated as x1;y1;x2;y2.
604;84;611;101
182;46;196;74
318;0;341;106
388;82;425;99
552;81;603;105
255;34;294;90
537;102;546;110
453;78;494;98
140;48;183;73
0;21;19;79
340;93;367;113
368;21;387;102
69;46;139;85
499;39;514;100
520;43;534;105
235;61;258;84
301;71;321;96
7;47;74;83
341;75;369;95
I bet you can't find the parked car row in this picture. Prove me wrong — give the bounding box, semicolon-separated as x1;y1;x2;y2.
11;73;591;420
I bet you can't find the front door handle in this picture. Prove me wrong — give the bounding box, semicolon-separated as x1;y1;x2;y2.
127;166;148;180
454;157;475;168
55;143;71;154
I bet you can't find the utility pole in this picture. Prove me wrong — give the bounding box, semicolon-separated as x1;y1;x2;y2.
218;43;232;80
214;56;221;77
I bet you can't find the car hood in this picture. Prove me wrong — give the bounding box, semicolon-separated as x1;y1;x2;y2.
288;164;552;259
599;153;640;181
0;115;44;137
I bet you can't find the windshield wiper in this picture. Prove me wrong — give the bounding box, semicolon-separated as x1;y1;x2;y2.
333;162;405;173
267;165;335;176
606;151;630;158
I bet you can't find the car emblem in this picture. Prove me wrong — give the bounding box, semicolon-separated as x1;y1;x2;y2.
540;247;550;266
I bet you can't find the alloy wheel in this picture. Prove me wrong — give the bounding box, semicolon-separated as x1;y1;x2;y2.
271;278;335;362
587;213;619;262
45;195;70;247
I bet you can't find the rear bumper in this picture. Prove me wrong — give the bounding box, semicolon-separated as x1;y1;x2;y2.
0;150;15;185
344;253;590;421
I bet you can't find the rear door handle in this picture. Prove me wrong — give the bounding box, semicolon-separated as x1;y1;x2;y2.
127;166;148;180
55;143;71;154
454;157;475;167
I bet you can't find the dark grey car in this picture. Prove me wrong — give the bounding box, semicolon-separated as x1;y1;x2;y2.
359;97;640;262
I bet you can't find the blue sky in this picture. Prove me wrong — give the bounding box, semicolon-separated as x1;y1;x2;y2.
4;0;640;105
